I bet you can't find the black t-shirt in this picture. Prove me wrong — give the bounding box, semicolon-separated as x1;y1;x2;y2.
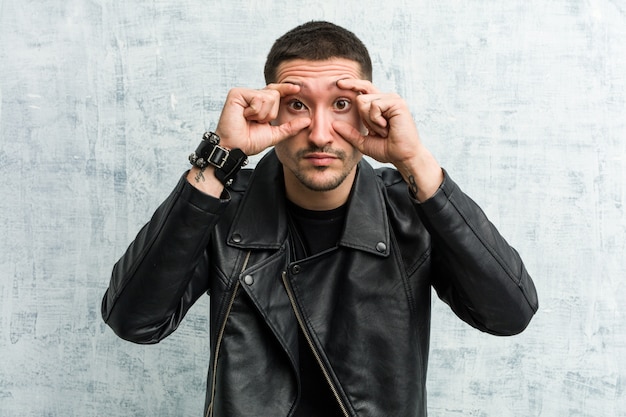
287;200;346;257
286;200;347;417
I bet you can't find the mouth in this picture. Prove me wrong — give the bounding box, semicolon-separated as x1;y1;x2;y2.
303;152;339;166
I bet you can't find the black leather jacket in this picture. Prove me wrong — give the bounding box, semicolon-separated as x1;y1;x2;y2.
102;150;538;417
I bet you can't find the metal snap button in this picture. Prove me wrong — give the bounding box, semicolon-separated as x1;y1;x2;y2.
291;264;301;274
231;234;242;243
375;242;387;253
243;274;254;285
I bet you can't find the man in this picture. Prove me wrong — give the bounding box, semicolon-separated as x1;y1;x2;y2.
102;21;538;417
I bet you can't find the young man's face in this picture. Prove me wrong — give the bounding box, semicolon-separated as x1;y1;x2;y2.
273;58;365;195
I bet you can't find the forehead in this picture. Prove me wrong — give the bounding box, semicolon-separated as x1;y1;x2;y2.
275;58;364;85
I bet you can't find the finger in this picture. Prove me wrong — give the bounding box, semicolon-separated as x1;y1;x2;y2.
244;84;301;122
336;78;380;95
265;82;301;97
333;120;389;163
243;90;281;122
367;99;389;137
332;120;367;151
362;117;389;138
354;95;389;137
271;117;311;144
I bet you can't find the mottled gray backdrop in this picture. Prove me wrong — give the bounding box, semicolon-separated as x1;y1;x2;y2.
1;0;624;416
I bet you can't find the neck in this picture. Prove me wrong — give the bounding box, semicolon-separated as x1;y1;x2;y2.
283;168;356;211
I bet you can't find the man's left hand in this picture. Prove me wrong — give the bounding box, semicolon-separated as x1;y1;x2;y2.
333;79;443;201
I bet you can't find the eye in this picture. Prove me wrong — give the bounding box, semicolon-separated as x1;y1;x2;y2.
333;99;351;111
287;99;308;112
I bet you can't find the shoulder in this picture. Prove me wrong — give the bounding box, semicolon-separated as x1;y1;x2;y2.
358;161;418;221
374;165;406;188
229;168;254;195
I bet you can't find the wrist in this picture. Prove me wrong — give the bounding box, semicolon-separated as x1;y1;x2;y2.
188;131;248;187
395;153;443;202
186;166;224;198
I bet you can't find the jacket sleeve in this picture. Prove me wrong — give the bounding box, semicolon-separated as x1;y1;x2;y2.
101;173;229;344
415;170;538;336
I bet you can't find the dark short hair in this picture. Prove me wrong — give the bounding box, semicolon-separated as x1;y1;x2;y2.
264;21;373;84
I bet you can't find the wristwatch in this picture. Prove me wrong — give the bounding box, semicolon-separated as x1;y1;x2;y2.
188;132;248;187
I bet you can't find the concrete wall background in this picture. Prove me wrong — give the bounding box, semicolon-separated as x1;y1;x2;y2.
1;0;624;415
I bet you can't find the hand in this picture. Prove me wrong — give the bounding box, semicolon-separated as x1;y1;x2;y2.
332;79;421;166
215;84;311;156
333;79;443;201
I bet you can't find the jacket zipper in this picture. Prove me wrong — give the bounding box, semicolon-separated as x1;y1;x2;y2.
281;271;350;417
206;251;251;417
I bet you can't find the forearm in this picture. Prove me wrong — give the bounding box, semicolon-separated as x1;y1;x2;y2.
187;166;225;197
417;172;538;335
102;174;228;343
393;145;444;202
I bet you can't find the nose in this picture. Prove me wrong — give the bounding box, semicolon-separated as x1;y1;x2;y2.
307;109;334;148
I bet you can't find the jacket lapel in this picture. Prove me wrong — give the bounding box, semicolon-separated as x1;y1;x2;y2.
340;159;390;257
226;151;288;250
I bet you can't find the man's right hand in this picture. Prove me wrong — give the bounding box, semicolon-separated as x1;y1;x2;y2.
186;84;311;197
214;83;312;155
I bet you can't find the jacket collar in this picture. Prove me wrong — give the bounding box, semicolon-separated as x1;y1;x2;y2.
227;150;390;257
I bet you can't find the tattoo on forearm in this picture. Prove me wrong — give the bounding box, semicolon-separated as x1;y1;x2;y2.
194;167;206;183
408;175;418;196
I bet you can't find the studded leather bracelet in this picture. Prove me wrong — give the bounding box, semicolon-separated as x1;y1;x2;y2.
188;132;248;187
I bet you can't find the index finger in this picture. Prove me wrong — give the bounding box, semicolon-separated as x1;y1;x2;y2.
265;82;302;97
336;78;380;95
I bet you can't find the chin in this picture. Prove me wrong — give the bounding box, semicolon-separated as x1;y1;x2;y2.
297;170;349;192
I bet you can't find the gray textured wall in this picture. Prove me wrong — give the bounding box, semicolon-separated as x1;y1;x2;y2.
1;0;624;416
